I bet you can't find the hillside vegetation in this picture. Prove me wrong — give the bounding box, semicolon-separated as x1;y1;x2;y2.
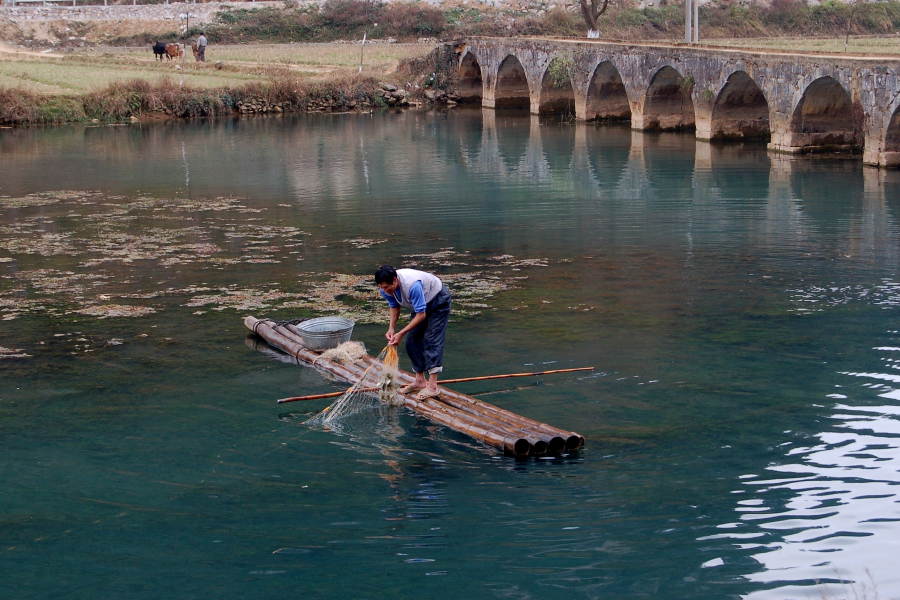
113;0;900;46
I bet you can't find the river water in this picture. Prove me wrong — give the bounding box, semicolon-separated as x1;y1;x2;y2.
2;110;899;599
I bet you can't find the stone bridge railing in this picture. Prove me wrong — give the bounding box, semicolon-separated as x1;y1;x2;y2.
454;37;900;168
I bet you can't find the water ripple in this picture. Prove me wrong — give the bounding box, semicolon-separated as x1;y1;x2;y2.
730;359;900;599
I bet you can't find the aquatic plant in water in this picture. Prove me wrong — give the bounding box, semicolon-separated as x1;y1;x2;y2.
0;190;549;324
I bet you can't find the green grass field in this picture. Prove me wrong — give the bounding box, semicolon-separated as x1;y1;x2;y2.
205;43;431;68
0;43;433;95
703;35;900;55
0;56;260;94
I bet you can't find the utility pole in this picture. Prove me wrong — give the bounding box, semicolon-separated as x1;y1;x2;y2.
179;12;193;87
685;0;692;44
693;0;699;44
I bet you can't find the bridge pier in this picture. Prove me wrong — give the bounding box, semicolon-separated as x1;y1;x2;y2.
628;101;648;131
767;112;798;154
862;109;900;168
694;110;715;141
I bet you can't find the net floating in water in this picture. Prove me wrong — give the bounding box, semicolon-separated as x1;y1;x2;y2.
307;344;400;425
245;316;585;457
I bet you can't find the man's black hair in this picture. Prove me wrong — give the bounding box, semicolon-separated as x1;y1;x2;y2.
374;265;397;285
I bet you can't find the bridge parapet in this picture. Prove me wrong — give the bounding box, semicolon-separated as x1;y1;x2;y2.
455;37;900;168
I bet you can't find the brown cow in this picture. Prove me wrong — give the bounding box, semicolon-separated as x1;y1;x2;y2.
165;43;183;61
190;42;199;62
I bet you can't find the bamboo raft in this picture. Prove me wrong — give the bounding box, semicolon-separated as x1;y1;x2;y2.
245;316;585;457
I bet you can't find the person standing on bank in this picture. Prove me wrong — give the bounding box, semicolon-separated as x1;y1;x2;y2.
196;31;208;62
375;265;452;400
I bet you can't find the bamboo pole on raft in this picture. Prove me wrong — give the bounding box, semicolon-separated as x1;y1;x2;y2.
359;354;585;451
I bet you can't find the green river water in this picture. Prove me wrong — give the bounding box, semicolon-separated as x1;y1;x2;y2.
1;110;899;599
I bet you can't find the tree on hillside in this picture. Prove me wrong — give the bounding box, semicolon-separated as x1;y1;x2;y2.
577;0;611;38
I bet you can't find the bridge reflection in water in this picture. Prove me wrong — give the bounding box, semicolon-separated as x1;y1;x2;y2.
274;110;900;253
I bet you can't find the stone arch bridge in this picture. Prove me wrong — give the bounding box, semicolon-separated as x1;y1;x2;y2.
453;37;900;168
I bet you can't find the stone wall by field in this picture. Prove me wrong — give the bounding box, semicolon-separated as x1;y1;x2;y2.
0;0;865;20
0;1;298;23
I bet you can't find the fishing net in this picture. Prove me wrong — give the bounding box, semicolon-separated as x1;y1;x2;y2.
314;341;366;366
305;345;401;426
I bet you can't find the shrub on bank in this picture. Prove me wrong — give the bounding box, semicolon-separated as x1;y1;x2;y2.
111;1;581;46
0;88;85;125
83;79;241;119
192;2;448;44
0;73;385;125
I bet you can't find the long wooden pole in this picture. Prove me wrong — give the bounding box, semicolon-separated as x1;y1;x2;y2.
275;367;594;404
443;367;593;384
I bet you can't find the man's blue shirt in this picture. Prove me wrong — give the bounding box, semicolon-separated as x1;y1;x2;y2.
380;280;427;313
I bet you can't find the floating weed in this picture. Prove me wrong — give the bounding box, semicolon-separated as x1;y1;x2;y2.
73;304;157;319
343;238;387;249
184;287;294;311
489;254;549;269
0;231;78;257
403;248;470;268
0;191;546;322
0;296;49;321
0;191;88;209
0;346;31;359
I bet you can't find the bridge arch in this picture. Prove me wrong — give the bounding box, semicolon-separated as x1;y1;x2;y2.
790;76;859;151
494;54;531;109
642;65;695;131
458;51;484;104
538;56;575;115
710;70;770;140
585;60;631;122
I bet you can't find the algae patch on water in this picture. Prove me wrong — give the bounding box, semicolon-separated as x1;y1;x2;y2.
73;304;157;319
0;191;546;324
0;346;31;359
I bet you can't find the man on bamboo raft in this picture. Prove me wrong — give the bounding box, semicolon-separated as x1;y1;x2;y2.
375;265;452;401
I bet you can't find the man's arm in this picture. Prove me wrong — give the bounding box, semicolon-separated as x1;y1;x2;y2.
390;311;425;346
388;280;427;345
386;306;401;342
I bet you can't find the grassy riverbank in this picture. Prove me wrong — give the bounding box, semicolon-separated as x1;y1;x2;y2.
0;44;449;125
0;74;380;124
